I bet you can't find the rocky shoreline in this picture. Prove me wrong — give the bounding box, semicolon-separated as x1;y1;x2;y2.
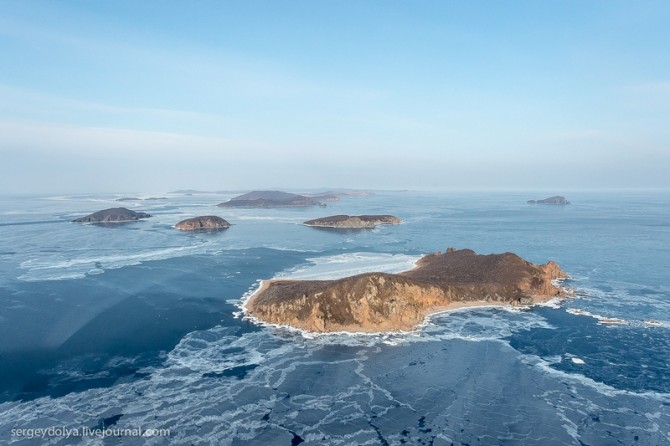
245;248;569;333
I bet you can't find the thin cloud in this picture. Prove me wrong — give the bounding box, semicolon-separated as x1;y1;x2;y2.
0;120;270;158
532;130;615;144
633;80;670;96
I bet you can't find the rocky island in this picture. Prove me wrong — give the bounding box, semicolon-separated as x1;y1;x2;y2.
527;196;570;205
73;207;151;223
175;216;231;231
304;215;401;229
218;191;323;208
245;248;568;333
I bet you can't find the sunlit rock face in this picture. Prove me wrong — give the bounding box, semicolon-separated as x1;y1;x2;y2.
246;248;568;333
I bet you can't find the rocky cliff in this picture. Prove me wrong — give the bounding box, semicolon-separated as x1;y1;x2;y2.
246;248;568;332
175;216;230;231
73;207;151;223
304;215;401;229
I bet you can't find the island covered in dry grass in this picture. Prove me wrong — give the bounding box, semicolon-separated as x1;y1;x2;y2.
217;190;323;208
174;216;230;231
304;214;401;229
73;207;151;223
245;248;568;332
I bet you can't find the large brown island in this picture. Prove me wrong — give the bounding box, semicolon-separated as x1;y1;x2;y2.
245;248;568;333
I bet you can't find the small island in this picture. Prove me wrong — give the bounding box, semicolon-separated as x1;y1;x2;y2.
304;215;401;229
218;190;323;208
527;196;570;205
245;248;568;333
73;207;151;223
175;216;231;231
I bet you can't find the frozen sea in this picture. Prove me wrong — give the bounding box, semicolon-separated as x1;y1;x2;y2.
0;190;668;445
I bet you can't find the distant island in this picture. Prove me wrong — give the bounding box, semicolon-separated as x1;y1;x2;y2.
527;196;570;205
175;216;230;231
329;190;371;197
306;193;341;202
304;190;372;201
73;207;152;223
116;197;167;202
304;215;401;229
217;191;323;208
170;189;249;195
245;248;568;332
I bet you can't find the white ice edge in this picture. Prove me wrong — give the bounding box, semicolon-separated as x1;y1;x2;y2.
519;347;670;403
236;280;670;403
562;283;667;328
564;308;666;327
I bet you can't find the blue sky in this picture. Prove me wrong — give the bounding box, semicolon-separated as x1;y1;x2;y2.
1;1;669;193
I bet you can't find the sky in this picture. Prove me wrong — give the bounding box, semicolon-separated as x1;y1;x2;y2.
1;0;669;193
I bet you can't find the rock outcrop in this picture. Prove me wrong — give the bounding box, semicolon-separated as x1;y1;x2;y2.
217;191;322;208
175;216;231;231
73;207;151;223
527;196;570;205
304;215;401;229
246;248;568;333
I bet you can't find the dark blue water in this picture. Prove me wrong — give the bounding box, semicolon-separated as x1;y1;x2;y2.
0;191;668;445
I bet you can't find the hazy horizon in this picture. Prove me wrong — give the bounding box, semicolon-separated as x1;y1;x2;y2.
3;186;670;199
2;1;669;194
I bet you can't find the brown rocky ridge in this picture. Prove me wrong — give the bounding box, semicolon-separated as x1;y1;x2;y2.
304;215;401;229
175;216;231;231
245;248;568;333
73;207;151;223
